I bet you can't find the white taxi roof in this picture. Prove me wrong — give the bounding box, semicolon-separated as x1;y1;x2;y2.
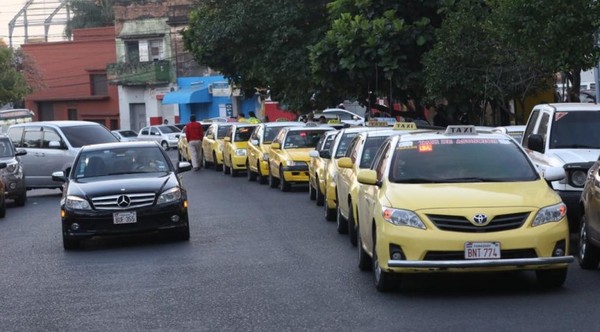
396;125;512;143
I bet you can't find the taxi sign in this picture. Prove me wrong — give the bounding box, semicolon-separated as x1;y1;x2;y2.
393;122;417;130
444;125;477;135
366;120;390;127
304;122;319;127
328;119;341;124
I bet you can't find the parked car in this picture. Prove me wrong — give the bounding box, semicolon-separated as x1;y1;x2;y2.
222;123;258;176
578;156;600;269
6;121;119;190
202;122;236;171
522;103;600;231
492;125;526;143
137;125;182;150
51;141;192;250
0;136;27;206
111;129;139;142
322;108;365;126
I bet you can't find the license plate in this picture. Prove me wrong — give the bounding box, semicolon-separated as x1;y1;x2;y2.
464;242;500;259
113;211;137;224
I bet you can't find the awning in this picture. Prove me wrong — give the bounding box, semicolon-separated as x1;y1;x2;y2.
162;87;212;105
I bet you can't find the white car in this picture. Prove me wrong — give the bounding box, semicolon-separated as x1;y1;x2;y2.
322;108;365;126
111;129;139;142
137;125;181;150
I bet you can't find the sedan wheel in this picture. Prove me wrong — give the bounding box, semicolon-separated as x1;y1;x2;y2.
308;178;316;200
247;161;256;181
279;166;291;192
315;177;325;206
579;214;600;269
257;162;268;185
161;141;169;150
336;205;348;234
269;169;279;188
348;203;357;246
372;244;395;292
357;227;371;271
14;191;27;207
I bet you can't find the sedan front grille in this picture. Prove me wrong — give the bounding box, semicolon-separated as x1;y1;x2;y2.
424;249;537;261
92;193;155;210
427;212;530;233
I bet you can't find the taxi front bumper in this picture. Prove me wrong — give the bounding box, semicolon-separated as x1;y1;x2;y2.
282;164;309;183
231;155;248;170
388;256;573;269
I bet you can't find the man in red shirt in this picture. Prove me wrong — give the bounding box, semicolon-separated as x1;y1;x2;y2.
184;115;204;171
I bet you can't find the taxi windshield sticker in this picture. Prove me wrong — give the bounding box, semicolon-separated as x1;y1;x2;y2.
555;112;568;121
419;144;433;152
396;138;502;151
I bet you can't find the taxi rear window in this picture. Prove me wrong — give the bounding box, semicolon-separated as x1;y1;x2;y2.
389;138;538;183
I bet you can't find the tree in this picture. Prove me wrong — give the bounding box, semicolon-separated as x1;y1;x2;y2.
309;0;443;116
0;44;34;106
64;0;115;38
182;0;330;113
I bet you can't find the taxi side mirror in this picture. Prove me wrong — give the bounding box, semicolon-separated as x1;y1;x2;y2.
527;134;544;153
250;139;259;145
337;157;353;169
357;169;378;186
271;142;281;149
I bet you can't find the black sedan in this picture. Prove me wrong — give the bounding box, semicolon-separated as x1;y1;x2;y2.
52;141;192;250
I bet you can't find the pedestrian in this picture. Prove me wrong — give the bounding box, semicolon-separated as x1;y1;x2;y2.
319;115;328;124
184;114;204;171
163;119;169;125
237;112;248;122
248;111;261;124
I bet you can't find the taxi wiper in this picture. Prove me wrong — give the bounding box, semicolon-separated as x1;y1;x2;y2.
394;178;442;183
553;144;600;149
444;177;499;183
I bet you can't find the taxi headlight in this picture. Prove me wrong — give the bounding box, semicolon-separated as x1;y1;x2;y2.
570;170;587;187
532;203;567;227
286;160;297;167
235;149;247;156
157;187;182;204
262;153;269;161
65;196;91;210
381;207;426;229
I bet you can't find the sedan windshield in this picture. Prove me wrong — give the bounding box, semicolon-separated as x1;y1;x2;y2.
549;111;600;149
389;138;539;183
73;146;170;179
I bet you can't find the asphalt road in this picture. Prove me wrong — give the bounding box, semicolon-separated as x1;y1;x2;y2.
0;151;598;331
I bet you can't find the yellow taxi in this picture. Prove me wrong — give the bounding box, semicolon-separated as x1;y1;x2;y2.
222;123;258;177
355;125;573;292
268;124;334;191
336;129;400;242
308;130;338;204
177;122;211;162
202;122;236;171
246;121;304;184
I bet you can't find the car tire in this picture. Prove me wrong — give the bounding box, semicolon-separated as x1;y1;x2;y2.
214;152;222;171
14;191;27;207
223;160;230;175
161;141;169;150
373;237;395;292
62;234;80;250
0;195;6;218
171;225;190;242
325;199;336;222
269;168;279;188
279;166;291;192
336;205;348;234
202;157;210;169
357;226;371;271
308;179;316;201
348;204;358;246
536;268;568;288
247;161;256;181
258;162;268;185
579;214;600;269
230;159;238;177
315;177;325;206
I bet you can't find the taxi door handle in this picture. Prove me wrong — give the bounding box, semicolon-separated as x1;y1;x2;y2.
34;152;45;157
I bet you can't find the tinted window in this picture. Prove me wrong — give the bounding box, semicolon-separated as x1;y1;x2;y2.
7;127;24;147
23;129;42;148
335;132;360;158
389;138;538;183
522;110;539;147
360;136;387;168
234;127;254;141
217;125;232;139
73;146;170;179
549;111;600;149
264;126;284;143
119;130;137;138
159;125;180;134
60;125;119;148
43;130;64;148
0;139;15;157
283;130;326;148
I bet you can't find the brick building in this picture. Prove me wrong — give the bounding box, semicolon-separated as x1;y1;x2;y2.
21;26;120;129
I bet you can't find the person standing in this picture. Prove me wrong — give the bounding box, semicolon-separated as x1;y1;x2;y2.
237;112;248;122
248;111;261;124
185;115;204;171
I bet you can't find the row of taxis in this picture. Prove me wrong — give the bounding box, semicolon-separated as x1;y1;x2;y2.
306;121;573;292
179;118;574;292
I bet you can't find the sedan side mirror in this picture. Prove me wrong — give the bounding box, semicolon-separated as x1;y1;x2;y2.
527;134;544;153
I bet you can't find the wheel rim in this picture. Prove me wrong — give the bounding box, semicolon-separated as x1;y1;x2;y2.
373;250;382;284
580;220;588;261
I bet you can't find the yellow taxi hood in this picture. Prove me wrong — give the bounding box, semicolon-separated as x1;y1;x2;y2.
283;148;314;162
384;181;561;210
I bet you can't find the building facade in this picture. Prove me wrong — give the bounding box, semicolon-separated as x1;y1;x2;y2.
21;26;120;129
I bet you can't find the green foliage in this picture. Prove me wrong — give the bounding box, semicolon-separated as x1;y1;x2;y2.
0;46;32;105
183;0;330;112
65;0;115;38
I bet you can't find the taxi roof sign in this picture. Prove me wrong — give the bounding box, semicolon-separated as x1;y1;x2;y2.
366;120;390;127
393;122;417;130
444;125;477;135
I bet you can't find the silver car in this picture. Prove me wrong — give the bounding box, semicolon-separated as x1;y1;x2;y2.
137;125;181;150
6;121;119;190
0;136;27;206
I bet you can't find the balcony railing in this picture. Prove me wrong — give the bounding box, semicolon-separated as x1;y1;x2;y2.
107;60;171;86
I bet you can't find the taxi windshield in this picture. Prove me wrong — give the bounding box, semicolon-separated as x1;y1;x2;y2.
284;130;325;149
389;138;539;183
234;127;254;141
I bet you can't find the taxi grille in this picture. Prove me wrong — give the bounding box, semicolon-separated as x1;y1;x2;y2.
92;193;155;210
424;249;537;261
427;212;530;233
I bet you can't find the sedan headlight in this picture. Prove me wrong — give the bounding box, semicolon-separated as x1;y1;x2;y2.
570;170;588;187
532;203;567;227
65;196;92;210
235;149;247;156
157;187;182;204
3;161;18;174
381;207;426;229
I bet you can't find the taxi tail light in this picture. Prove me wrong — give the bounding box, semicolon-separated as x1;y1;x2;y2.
552;240;567;257
389;244;405;260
